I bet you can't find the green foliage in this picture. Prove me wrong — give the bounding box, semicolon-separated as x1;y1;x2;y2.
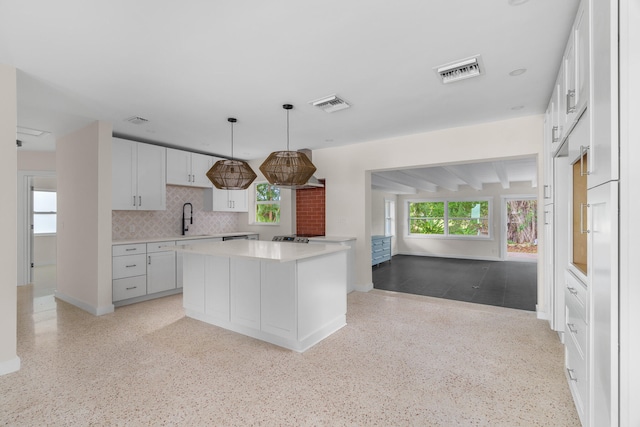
409;201;488;236
256;183;280;223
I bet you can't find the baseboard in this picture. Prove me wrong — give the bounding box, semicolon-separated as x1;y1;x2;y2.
396;251;502;262
0;356;21;376
54;291;114;316
536;304;548;320
353;282;374;292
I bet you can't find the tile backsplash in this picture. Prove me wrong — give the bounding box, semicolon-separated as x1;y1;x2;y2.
112;185;240;241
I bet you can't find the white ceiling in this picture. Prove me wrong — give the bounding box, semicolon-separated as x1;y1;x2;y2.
2;0;578;161
372;157;537;194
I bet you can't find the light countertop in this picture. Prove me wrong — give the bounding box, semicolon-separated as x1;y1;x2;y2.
307;236;356;243
113;232;257;245
172;239;347;263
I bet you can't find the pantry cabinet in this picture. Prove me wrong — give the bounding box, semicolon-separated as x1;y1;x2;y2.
564;0;589;130
112;138;166;211
166;148;214;188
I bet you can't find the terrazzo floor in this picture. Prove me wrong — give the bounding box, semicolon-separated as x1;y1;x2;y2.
2;285;580;426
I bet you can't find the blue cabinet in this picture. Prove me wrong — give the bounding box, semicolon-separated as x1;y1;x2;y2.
371;235;391;266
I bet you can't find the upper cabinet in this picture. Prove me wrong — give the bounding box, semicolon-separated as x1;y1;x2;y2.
564;0;590;131
203;187;249;212
166;148;214;188
112;138;166;211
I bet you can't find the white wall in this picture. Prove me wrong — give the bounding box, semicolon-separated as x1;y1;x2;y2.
370;190;397;254
396;181;536;260
313;115;544;295
56;121;113;315
237;159;295;241
17;151;56;171
0;64;20;375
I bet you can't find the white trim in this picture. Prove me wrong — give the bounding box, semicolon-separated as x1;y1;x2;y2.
354;282;374;292
499;194;537;261
396;251;501;262
536;304;548;320
54;291;114;316
0;356;20;376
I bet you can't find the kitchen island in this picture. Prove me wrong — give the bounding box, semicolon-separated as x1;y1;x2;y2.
173;239;348;352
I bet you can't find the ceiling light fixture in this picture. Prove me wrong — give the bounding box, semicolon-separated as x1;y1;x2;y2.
509;68;527;76
206;118;257;190
259;104;317;187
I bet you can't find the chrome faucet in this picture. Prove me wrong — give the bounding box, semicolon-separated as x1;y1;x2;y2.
182;203;193;235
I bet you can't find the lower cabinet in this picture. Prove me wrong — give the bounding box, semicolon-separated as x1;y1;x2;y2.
564;270;588;425
371;235;391;266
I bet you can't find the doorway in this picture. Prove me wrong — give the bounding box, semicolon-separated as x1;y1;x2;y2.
502;196;538;262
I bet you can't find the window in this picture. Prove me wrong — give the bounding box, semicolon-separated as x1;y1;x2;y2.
384;199;396;236
408;199;490;238
255;182;280;224
33;190;57;234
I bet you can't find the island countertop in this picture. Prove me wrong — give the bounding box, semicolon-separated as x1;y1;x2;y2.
172;239;347;263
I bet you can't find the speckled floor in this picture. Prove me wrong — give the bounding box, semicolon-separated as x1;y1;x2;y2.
2;286;580;426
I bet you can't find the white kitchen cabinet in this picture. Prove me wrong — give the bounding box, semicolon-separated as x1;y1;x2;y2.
166;148;214;188
112;243;147;302
549;76;563;151
146;241;176;294
564;0;589;130
112;138;166;211
203;187;249;212
543;204;555;328
204;256;230;322
182;253;205;313
176;237;223;288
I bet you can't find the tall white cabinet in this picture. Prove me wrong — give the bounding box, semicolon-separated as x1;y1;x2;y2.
543;0;620;425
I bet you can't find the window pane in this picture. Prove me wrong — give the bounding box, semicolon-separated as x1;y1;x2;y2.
33;191;56;212
409;202;445;235
448;201;489;236
34;214;56;234
256;183;280;202
256;204;280;223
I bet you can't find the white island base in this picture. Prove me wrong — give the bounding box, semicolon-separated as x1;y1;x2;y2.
178;240;348;352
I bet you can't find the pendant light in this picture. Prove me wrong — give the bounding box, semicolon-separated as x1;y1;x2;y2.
206;118;257;190
259;104;316;187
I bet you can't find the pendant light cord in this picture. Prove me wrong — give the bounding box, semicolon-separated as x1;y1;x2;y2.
286;108;290;151
230;121;234;160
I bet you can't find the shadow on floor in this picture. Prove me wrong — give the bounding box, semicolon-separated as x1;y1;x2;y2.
373;255;537;311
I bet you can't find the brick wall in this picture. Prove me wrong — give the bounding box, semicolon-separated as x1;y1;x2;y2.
296;184;325;236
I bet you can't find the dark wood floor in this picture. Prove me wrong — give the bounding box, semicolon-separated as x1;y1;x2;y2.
372;255;537;311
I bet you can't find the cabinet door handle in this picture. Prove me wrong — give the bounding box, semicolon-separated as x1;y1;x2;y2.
579;145;590;176
125;264;137;268
125;248;137;252
552;126;559;143
126;286;137;290
567;323;578;334
148;256;151;265
543;185;552;200
133;196;136;207
567;286;578;295
544;211;550;225
139;196;142;207
567;368;578;382
580;203;590;234
566;89;576;114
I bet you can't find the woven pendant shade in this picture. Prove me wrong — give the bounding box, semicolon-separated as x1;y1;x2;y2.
259;150;316;186
206;117;257;190
207;159;257;190
259;104;317;187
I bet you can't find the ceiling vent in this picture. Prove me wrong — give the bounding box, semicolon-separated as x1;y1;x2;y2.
17;126;48;137
125;116;149;125
435;56;484;84
309;94;350;113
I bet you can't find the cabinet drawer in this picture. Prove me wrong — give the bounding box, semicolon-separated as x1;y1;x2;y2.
565;270;587;322
113;254;147;279
113;243;146;257
565;331;587;421
113;276;147;301
565;303;587;357
147;240;176;253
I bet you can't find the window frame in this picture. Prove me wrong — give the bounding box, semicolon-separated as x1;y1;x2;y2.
406;197;492;240
251;181;281;225
384;199;396;237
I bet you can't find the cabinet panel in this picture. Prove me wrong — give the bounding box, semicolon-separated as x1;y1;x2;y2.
112;254;146;279
136;143;166;210
204;256;230;321
182;253;205;312
166;148;192;186
203;188;249;212
112;138;137;210
113;276;147;301
147;251;176;294
565;331;587;424
261;262;296;340
112;243;146;257
191;153;213;188
230;258;261;329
